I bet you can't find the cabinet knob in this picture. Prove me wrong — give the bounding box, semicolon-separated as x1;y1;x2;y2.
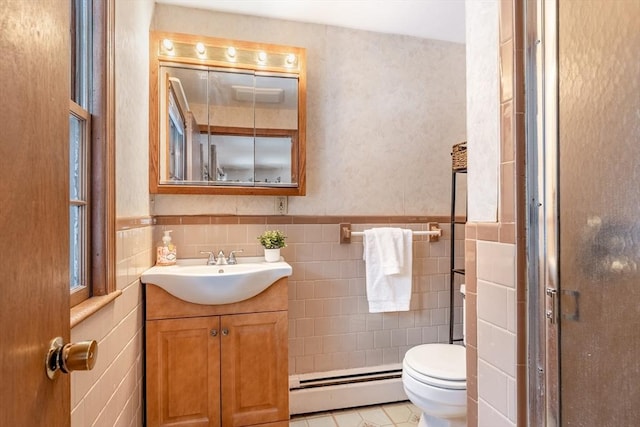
222;329;229;336
210;329;218;337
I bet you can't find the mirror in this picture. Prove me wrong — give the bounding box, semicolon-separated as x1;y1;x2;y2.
150;32;306;195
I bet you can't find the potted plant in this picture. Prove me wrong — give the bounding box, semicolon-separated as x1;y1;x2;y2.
257;229;287;262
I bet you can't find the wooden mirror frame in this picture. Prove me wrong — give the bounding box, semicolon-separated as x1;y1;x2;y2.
149;31;306;195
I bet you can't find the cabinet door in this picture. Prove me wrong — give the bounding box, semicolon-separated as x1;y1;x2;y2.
147;317;221;427
221;311;289;426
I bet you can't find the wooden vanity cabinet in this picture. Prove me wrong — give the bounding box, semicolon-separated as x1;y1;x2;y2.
146;316;221;426
145;278;289;427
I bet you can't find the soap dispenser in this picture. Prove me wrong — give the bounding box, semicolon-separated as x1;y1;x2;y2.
156;230;177;266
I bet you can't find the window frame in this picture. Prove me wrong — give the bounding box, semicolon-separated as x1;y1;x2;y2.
70;0;115;308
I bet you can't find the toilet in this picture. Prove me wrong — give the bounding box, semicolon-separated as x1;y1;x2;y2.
402;286;467;427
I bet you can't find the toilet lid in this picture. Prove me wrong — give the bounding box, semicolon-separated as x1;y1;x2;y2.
404;344;466;389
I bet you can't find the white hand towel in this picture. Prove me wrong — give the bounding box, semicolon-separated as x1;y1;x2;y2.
363;228;413;312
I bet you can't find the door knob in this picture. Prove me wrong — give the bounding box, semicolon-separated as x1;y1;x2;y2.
46;337;98;380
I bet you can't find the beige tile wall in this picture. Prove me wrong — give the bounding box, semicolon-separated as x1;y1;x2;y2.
153;219;464;375
466;223;519;427
70;226;153;427
476;240;517;426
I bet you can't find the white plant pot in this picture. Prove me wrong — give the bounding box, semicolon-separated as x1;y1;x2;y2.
263;248;281;262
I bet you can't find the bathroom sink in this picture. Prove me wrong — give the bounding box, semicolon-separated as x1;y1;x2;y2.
141;257;292;305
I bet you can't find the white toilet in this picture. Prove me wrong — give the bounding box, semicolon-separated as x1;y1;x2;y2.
402;286;467;427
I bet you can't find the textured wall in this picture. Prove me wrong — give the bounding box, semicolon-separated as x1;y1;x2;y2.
115;0;154;217
465;0;499;222
151;5;466;216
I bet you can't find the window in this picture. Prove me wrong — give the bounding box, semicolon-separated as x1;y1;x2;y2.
69;100;91;295
70;0;91;301
69;0;115;307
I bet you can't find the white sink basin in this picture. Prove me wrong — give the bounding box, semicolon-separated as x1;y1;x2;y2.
141;257;292;305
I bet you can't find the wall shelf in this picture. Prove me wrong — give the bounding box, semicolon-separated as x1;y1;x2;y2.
449;168;466;344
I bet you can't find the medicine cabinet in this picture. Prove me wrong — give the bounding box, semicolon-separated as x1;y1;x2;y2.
149;31;306;195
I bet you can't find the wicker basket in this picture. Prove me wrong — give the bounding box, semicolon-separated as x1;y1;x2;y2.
451;142;467;170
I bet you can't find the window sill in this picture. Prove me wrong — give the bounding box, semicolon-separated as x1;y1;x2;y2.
70;290;123;329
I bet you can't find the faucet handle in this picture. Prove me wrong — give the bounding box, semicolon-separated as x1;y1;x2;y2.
228;249;244;264
199;251;216;265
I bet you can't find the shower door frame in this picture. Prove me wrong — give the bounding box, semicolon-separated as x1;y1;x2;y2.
529;1;640;424
527;0;560;425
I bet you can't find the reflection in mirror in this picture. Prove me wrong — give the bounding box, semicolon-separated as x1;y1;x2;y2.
210;128;296;186
150;32;306;195
167;82;185;180
159;66;209;183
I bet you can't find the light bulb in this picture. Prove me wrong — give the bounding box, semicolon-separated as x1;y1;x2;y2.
195;42;206;55
162;39;173;51
227;47;237;58
258;51;267;62
286;53;296;65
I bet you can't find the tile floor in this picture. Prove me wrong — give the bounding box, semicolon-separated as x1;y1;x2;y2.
289;402;421;427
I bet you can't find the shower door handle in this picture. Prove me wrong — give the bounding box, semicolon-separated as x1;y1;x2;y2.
546;288;580;324
546;288;558;324
561;289;580;321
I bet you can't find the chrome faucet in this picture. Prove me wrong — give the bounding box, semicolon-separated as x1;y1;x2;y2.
200;249;244;265
199;251;217;265
227;249;244;264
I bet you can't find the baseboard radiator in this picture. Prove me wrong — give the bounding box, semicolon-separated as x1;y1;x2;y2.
289;363;408;415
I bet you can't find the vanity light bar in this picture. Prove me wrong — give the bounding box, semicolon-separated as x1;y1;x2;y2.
158;39;299;70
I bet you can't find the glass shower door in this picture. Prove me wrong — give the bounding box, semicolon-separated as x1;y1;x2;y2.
557;1;640;424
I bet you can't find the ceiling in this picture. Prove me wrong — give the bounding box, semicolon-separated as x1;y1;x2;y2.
155;0;466;44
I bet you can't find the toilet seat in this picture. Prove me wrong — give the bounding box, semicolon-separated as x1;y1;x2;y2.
403;344;466;390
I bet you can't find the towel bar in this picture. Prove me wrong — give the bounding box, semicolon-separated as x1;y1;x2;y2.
340;223;441;244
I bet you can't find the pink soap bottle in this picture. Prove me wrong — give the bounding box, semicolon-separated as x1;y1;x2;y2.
156;230;177;266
